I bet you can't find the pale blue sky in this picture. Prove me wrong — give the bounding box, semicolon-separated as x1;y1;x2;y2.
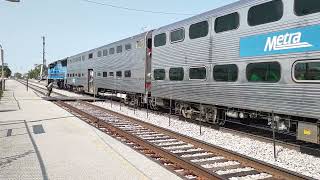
0;0;237;73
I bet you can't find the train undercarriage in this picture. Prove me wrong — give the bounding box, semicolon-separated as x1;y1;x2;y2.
153;97;320;144
62;85;320;144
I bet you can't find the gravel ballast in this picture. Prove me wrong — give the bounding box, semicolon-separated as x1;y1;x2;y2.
92;101;320;179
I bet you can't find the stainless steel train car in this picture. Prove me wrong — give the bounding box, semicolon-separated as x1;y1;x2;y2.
62;0;320;144
66;32;153;105
151;0;320;144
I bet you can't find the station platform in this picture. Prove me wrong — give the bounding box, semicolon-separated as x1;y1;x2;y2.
0;80;181;180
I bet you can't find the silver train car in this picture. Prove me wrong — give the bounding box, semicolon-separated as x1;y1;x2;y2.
64;0;320;144
151;0;320;144
66;32;152;105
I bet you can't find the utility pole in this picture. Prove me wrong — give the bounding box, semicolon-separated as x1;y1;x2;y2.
0;45;4;91
40;36;46;80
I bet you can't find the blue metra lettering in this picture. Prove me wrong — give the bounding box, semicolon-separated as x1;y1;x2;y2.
240;24;320;57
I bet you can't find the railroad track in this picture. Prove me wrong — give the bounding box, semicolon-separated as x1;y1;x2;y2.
93;100;320;157
16;79;66;97
17;79;320;157
56;100;311;180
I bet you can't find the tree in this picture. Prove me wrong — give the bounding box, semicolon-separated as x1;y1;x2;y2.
0;66;12;77
28;66;41;79
14;72;22;79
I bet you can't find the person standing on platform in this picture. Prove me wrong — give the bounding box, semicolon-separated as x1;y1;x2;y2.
46;81;53;96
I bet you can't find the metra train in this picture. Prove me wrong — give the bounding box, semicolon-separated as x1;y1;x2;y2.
48;0;320;144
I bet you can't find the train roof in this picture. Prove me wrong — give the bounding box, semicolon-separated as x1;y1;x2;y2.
68;31;149;59
153;0;267;32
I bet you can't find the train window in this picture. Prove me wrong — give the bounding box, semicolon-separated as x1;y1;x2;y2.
154;69;165;80
295;0;320;16
88;53;93;59
169;67;184;81
103;72;107;77
124;70;131;78
116;71;122;77
248;0;283;26
82;73;84;77
246;62;281;82
294;61;320;81
116;45;122;53
215;12;239;33
170;28;185;43
189;21;209;39
154;33;166;47
109;48;115;55
213;64;238;82
189;67;206;80
97;51;102;57
109;72;114;77
103;49;108;56
125;44;132;51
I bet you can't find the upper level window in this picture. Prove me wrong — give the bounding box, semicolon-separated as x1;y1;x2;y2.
103;72;108;77
109;48;115;55
189;21;209;39
213;64;238;82
215;12;239;33
109;72;114;77
97;72;101;77
170;28;185;43
154;69;165;80
97;51;102;57
294;61;320;81
125;44;132;51
248;0;283;26
154;33;166;47
116;45;122;53
246;62;281;82
169;67;184;81
103;49;108;56
189;67;206;80
82;55;85;61
295;0;320;16
124;70;131;77
88;53;93;59
116;71;122;77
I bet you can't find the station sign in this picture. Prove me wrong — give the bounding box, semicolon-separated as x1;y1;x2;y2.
240;24;320;57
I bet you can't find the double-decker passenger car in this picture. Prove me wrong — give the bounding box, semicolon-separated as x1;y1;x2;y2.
61;0;320;144
151;0;320;144
66;32;153;105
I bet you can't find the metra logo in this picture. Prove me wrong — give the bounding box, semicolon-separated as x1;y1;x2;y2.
264;32;313;52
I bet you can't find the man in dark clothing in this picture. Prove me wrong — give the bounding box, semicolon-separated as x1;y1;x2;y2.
46;82;53;96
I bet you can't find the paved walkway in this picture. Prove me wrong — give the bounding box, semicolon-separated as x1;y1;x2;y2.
0;80;181;180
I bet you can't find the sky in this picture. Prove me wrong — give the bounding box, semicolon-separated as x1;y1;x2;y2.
0;0;238;74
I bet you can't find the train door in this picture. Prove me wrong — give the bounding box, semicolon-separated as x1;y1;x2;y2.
88;69;94;93
145;31;153;93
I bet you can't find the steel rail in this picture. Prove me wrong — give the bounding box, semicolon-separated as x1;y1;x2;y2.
56;100;225;180
83;102;312;180
16;79;66;97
